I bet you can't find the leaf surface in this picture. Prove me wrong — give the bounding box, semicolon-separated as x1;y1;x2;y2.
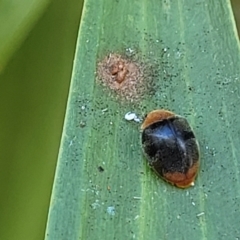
45;1;240;239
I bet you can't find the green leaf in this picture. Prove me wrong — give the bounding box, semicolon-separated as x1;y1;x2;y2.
45;0;240;239
0;0;50;71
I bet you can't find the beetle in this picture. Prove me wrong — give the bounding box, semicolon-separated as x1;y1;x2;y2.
141;109;200;188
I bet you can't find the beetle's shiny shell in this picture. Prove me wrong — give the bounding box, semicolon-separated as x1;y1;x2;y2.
141;109;200;188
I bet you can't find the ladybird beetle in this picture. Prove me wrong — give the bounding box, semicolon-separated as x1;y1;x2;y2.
141;109;200;188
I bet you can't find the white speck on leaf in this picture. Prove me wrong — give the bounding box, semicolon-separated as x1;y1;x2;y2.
101;108;108;113
197;212;205;217
133;196;141;200
125;112;136;120
124;112;141;123
134;215;139;220
126;47;134;54
91;200;100;209
107;206;115;216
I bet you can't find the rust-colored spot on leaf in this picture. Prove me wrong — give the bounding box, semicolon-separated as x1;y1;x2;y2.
97;53;145;102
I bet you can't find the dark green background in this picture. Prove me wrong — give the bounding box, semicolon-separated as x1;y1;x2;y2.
0;0;83;239
0;0;239;239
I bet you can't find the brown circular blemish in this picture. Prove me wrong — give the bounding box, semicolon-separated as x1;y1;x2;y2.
97;53;145;102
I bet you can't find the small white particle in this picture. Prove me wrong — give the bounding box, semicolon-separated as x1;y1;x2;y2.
197;212;205;217
190;182;195;186
177;215;181;219
126;48;134;53
125;112;136;121
101;108;108;113
175;51;182;59
81;105;85;110
91;200;100;209
124;112;141;123
107;53;112;64
192;202;195;206
107;206;115;216
133;196;141;200
134;215;139;220
133;116;141;123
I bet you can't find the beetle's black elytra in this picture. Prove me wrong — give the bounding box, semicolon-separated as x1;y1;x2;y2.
141;109;200;188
